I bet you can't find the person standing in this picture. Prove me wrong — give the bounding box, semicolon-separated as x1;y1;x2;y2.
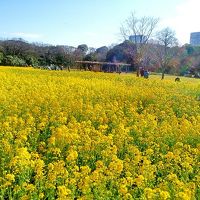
140;67;144;77
144;70;149;78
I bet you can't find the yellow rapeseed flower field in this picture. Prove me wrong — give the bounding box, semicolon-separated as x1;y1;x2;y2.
0;67;199;199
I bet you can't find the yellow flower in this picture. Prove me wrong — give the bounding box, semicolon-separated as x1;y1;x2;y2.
134;175;145;187
66;150;78;161
108;158;123;174
5;174;15;182
160;191;170;200
124;193;133;200
57;185;71;198
35;159;45;180
39;193;44;199
26;184;35;192
119;185;128;195
144;188;155;199
48;136;56;145
176;192;190;200
20;195;29;200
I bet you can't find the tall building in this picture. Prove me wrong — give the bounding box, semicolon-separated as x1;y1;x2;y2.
129;35;147;43
190;32;200;46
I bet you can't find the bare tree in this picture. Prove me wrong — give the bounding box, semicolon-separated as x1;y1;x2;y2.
120;12;159;76
155;27;178;79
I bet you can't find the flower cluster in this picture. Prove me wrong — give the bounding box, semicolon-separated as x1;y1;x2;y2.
0;67;199;199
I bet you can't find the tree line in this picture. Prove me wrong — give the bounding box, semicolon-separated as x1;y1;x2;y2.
0;13;200;78
0;39;109;70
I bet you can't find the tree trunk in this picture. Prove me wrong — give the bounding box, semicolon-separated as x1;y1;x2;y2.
161;66;165;79
137;69;140;77
136;64;140;77
161;71;165;79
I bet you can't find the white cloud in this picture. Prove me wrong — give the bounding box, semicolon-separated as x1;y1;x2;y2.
160;0;200;45
9;32;43;39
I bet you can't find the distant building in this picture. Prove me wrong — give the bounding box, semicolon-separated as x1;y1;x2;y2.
129;35;147;43
190;32;200;46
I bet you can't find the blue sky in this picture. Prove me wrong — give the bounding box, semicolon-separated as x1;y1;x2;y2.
0;0;200;48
